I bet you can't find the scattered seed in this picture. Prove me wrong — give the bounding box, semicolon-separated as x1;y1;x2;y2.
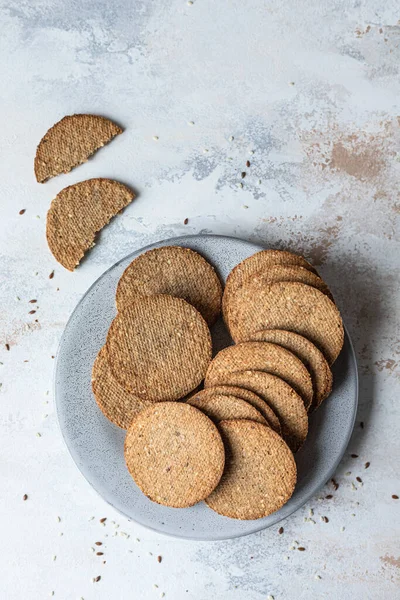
340;526;345;532
315;574;322;580
92;576;101;583
237;182;243;188
258;179;262;184
249;150;254;155
187;0;193;4
157;555;162;563
331;478;339;491
351;513;356;517
95;542;102;546
53;555;57;561
57;516;61;522
49;271;54;279
298;547;306;551
360;421;364;429
351;454;358;458
154;584;159;589
59;532;63;536
19;209;26;215
321;516;329;523
203;148;209;153
392;495;399;499
160;594;165;598
246;160;250;168
229;136;234;142
5;344;10;351
153;136;159;141
184;218;189;225
91;548;95;553
188;121;195;126
351;483;357;491
28;310;36;315
36;432;41;438
365;462;370;469
289;81;295;85
96;552;104;556
89;516;95;521
23;494;28;501
309;508;314;517
345;471;352;476
100;518;107;523
29;299;37;304
149;552;153;556
243;205;249;209
326;495;333;499
136;538;141;542
49;593;54;597
267;596;274;600
356;477;362;483
241;172;246;178
278;527;284;534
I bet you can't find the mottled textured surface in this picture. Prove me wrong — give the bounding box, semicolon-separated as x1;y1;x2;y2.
0;0;399;597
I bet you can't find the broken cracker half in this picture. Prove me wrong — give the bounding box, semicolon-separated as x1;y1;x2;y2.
46;178;135;271
35;114;122;183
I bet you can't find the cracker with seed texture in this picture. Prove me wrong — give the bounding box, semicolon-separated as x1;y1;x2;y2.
124;403;225;508
116;246;222;325
250;330;333;410
206;420;296;519
106;295;212;401
187;390;267;425
205;370;308;452
46;178;135;271
223;249;317;326
35;114;122;183
205;341;313;411
224;266;334;331
229;281;344;364
201;384;281;434
92;346;151;429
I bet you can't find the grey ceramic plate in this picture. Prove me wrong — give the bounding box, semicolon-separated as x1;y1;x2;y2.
55;234;358;540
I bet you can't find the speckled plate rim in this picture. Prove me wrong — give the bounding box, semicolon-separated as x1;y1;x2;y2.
54;234;359;541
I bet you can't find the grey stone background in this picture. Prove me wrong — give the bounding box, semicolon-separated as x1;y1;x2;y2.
0;0;399;598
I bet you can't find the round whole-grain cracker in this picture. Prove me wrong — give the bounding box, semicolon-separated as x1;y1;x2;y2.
250;330;333;410
106;295;212;401
205;341;313;411
124;402;225;508
187;390;267;425
35;114;122;183
228;282;344;364
205;370;308;452
46;178;135;271
116;246;222;325
205;420;296;520
201;384;281;434
92;346;152;429
223;249;317;325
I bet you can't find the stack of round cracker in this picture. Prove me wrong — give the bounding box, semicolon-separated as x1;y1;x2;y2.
91;246;344;520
